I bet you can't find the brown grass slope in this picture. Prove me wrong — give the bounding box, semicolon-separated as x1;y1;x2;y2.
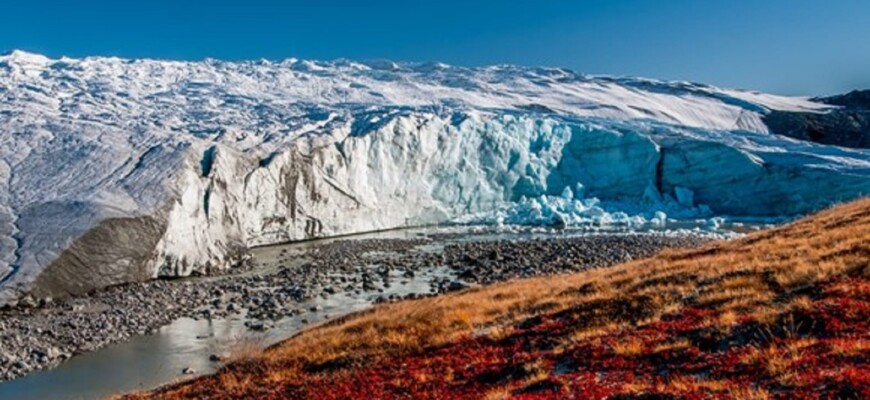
130;198;870;399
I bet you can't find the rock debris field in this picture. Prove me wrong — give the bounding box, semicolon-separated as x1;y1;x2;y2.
0;231;707;381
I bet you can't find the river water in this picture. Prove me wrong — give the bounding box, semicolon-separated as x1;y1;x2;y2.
0;266;449;400
0;222;759;400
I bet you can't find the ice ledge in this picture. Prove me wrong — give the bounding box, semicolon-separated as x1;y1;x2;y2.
3;113;868;307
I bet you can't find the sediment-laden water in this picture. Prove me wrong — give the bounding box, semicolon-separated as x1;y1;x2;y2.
0;224;739;399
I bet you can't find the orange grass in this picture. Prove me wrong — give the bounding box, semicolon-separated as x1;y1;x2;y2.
127;198;870;399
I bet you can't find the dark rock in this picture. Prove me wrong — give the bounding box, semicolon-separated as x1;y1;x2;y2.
245;320;267;331
764;90;870;149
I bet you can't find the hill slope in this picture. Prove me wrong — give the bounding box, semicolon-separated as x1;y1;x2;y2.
135;198;870;399
1;50;869;305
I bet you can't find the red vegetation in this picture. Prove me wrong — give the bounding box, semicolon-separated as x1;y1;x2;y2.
278;276;869;399
129;198;870;400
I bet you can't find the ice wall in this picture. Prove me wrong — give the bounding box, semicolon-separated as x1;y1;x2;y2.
13;112;867;303
1;50;868;303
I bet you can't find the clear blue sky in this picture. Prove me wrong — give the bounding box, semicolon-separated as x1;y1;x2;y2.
2;0;868;95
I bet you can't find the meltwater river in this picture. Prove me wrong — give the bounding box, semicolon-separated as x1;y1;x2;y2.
0;222;757;400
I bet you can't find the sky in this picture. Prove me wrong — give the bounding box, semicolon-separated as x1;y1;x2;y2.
1;0;868;95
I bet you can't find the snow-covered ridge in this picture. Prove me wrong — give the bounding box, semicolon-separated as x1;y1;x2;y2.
0;50;866;304
0;49;829;136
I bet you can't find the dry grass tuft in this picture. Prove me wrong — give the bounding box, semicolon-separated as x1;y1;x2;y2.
611;337;645;356
729;386;772;400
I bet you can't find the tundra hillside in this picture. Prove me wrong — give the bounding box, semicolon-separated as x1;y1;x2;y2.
131;198;870;399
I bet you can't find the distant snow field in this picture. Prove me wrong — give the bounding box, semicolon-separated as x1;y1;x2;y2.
0;50;867;304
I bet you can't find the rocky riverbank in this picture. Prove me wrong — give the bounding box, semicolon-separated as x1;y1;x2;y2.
0;231;707;382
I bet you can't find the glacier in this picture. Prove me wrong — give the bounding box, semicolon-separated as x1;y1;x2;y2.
0;49;868;305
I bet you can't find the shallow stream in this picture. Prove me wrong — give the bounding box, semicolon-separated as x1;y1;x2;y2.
0;222;760;399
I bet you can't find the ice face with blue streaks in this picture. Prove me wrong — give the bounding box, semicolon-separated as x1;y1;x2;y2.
0;50;867;303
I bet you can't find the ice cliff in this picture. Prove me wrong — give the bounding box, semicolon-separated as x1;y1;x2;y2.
0;50;867;304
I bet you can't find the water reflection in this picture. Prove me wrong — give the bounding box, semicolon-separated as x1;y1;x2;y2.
0;264;449;400
0;223;755;400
